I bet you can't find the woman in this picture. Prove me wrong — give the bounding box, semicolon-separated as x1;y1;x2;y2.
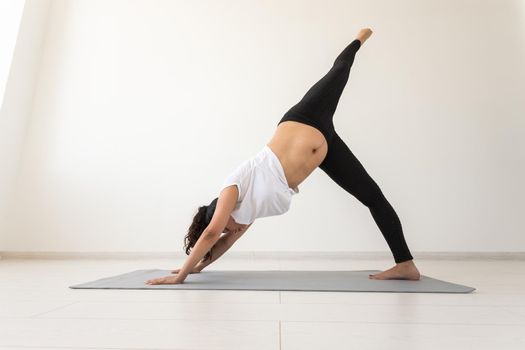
146;28;421;285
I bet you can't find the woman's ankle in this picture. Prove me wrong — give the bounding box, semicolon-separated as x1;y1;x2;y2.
397;259;414;266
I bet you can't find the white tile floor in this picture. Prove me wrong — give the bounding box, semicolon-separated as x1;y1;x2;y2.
0;257;524;349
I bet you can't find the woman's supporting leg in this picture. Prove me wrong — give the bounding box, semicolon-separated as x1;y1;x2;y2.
319;131;414;264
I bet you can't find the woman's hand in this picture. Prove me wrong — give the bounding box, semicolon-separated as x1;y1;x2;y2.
145;275;185;285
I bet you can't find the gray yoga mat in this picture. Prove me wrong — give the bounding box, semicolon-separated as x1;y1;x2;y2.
69;269;475;293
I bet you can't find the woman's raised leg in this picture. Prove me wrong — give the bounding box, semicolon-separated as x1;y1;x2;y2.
279;39;362;142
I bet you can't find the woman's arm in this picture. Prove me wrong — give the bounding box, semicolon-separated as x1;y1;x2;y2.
146;187;239;285
177;188;243;281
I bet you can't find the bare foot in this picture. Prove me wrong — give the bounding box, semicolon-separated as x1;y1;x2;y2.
369;260;421;280
356;28;373;45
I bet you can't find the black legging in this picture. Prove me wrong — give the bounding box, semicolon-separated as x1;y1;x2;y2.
277;39;413;263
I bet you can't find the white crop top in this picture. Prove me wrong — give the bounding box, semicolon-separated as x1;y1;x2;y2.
219;145;300;224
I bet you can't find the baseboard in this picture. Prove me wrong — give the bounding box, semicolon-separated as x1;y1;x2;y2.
1;251;524;260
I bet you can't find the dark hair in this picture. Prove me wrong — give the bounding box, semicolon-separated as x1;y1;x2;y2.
184;197;218;262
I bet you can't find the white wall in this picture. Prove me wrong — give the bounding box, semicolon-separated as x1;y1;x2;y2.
0;0;25;102
0;0;26;252
3;0;525;254
0;0;51;251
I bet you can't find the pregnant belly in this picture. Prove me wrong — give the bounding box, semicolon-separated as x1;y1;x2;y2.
267;121;329;189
